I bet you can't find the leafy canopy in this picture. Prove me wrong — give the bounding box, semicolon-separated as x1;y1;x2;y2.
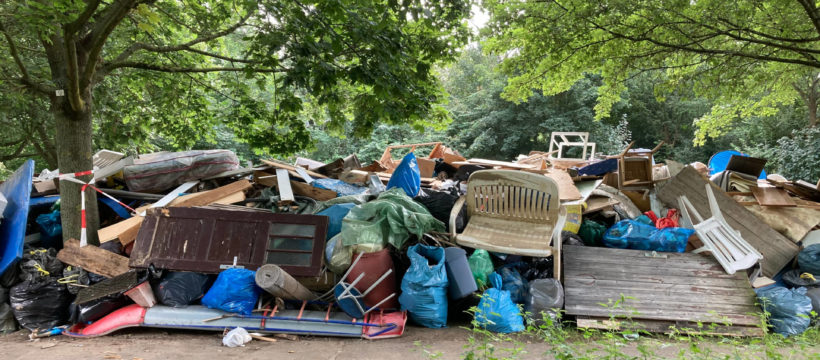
482;0;820;144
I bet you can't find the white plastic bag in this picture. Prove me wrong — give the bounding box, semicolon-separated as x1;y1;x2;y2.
222;327;252;347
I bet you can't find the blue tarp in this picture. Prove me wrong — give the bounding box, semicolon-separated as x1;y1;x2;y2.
0;160;34;275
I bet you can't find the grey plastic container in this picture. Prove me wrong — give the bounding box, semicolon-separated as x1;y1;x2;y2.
444;247;478;299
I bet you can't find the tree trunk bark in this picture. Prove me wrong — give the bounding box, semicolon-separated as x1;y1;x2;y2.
53;97;100;246
809;91;818;127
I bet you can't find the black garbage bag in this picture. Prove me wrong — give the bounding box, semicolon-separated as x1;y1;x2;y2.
798;244;820;276
0;285;7;303
18;248;64;282
782;269;820;288
414;189;464;232
521;257;554;281
0;264;19;288
0;302;17;334
155;272;212;307
562;231;584;246
62;265;92;295
70;294;132;324
9;278;72;330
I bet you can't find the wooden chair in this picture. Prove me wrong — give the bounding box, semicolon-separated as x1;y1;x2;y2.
449;170;567;280
612;141;664;191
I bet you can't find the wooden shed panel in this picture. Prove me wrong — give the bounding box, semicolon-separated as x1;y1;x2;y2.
563;245;761;327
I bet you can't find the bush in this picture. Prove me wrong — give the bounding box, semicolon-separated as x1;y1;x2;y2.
774;127;820;183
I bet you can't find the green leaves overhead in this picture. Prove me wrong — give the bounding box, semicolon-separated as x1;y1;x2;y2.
482;0;820;144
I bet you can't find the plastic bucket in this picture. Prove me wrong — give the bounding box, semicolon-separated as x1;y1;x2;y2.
345;248;399;310
124;281;157;308
444;247;478;299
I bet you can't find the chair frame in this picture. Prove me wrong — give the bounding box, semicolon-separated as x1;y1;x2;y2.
677;184;762;274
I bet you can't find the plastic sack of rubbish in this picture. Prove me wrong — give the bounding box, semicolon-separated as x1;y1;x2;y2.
399;244;448;328
386;152;421;197
578;219;607;247
524;279;564;325
0;302;16;334
781;269;820;288
35;210;62;248
475;272;525;333
9;277;71;330
602;220;692;253
18;248;64;282
223;327;252;347
468;249;494;288
340;188;444;250
498;266;528;304
798;244;820;276
156;272;212;307
757;286;812;337
414;189;464;232
72;293;131;323
201;268;260;315
317;203;356;240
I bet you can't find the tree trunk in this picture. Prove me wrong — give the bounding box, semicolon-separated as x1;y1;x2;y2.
808;90;818;127
53;97;100;246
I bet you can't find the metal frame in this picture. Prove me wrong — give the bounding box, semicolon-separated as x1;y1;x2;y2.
548;132;596;161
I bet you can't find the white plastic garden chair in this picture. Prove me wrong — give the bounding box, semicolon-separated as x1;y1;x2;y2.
677;184;762;274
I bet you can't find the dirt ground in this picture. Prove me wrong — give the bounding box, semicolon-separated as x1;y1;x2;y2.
3;325;820;360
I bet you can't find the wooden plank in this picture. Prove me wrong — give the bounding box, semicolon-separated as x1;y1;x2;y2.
455;158;536;170
172;180;252;207
656;166;799;277
254;171;337;201
565;304;759;326
98;216;144;244
57;238;130;278
275;169;295;202
544;170;582;201
564;288;756;307
576;317;764;337
564;271;751;288
750;186;796;207
564;262;744;279
260;159;327;179
563;278;754;296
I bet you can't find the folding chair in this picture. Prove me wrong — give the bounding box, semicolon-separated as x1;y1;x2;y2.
677;184;762;274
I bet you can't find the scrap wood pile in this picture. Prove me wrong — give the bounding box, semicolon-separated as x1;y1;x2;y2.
0;134;818;344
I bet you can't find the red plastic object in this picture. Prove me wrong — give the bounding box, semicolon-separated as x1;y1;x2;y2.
65;304;146;337
643;210;680;229
345;249;399;310
363;310;407;339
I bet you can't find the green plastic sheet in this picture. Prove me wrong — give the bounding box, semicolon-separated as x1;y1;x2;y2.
340;188;444;249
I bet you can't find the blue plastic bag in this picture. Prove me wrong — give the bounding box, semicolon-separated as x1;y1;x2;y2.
756;286;813;337
386;152;421;197
399;244;448;328
475;272;525;333
798;244;820;276
498;266;528;304
316;203;355;240
602;220;693;253
35;210;62;248
312;179;367;197
201;268;260;315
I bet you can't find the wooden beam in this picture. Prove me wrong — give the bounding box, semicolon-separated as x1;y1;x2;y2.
260;159;327;179
57;238;130;278
275;168;294;202
172;179;251;207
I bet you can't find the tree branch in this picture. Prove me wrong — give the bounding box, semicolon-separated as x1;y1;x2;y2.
106;62;283;73
0;22;29;80
796;0;820;39
80;0;139;92
107;12;251;66
65;0;102;33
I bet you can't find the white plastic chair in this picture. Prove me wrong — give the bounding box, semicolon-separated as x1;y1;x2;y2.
677;184;762;274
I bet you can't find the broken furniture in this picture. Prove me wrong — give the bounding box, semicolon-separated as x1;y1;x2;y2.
449;170;566;279
334;265;397;318
66;304;406;339
129;206;328;276
612;141;665;191
564;245;763;336
123;150;240;193
548;132;596;161
657;166;799;277
677;184;762;274
708;150;767;180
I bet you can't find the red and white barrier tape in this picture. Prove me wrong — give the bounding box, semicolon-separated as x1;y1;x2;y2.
61;175;136;247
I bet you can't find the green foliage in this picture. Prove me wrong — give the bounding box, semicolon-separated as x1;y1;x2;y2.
481;0;820;144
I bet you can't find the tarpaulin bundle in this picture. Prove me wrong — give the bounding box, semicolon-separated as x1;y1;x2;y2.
603;219;693;253
340;188;444;250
